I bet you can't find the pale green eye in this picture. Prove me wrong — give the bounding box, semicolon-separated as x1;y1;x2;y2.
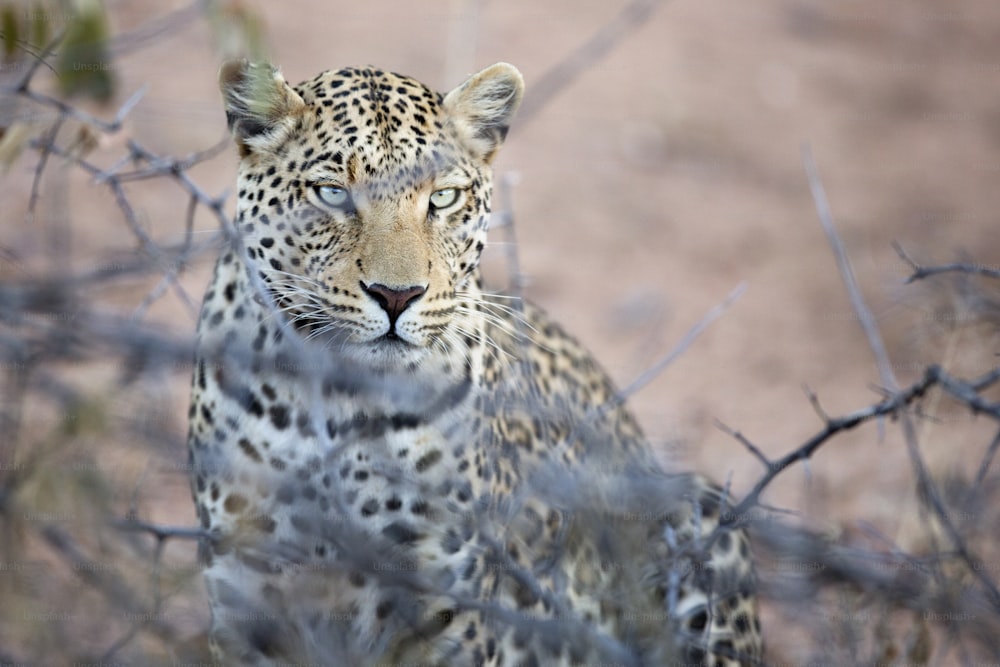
314;184;354;211
429;188;459;210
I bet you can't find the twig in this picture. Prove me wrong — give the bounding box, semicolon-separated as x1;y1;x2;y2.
12;29;64;91
516;0;666;126
108;0;208;58
494;173;528;298
492;172;538;380
26;116;64;225
801;383;831;423
894;241;1000;284
974;426;1000;488
13;84;148;135
113;517;208;542
714;419;770;469
803;146;894;387
612;282;745;408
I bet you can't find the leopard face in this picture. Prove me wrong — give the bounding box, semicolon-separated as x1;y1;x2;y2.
221;61;523;372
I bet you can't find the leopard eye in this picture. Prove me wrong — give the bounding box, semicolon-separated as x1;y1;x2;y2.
429;188;459;210
314;184;354;212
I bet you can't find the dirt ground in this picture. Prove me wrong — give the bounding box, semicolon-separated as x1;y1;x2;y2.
4;0;1000;663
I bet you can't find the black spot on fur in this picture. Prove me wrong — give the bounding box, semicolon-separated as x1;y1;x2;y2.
734;612;749;634
382;521;420;545
237;438;263;463
276;484;295;504
360;498;379;517
269;405;290;430
223;493;248;513
414;449;442;472
376;599;394;620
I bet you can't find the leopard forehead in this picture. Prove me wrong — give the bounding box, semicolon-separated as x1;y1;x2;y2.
249;67;475;200
296;66;445;150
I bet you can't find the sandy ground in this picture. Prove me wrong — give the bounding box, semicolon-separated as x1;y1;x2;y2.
4;0;1000;662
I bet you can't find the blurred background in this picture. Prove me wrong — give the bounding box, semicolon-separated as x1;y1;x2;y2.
1;0;999;663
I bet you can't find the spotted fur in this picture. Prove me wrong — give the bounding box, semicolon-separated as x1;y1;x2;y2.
188;60;763;666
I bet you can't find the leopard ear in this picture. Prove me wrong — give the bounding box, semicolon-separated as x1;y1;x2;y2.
219;59;306;158
444;63;524;163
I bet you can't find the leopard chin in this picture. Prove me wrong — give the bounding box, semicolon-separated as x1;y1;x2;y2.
327;337;435;378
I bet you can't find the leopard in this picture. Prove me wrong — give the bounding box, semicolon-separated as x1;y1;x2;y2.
187;58;763;666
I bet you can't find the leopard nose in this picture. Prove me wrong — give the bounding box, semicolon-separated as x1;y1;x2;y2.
361;282;427;325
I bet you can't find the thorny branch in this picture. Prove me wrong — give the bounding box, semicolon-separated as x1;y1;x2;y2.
701;151;1000;660
0;21;227;663
804;147;1000;615
723;363;1000;521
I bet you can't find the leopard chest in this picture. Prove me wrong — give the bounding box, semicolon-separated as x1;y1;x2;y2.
191;358;487;542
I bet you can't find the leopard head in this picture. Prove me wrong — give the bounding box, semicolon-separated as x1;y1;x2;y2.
220;60;523;372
